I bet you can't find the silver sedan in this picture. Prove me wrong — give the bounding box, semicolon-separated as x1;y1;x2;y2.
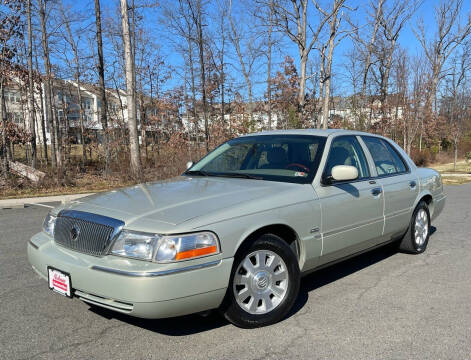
28;129;446;328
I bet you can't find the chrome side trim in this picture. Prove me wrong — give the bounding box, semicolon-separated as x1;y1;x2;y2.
323;216;384;237
90;259;222;277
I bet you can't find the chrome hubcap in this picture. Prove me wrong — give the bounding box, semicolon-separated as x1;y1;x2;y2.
414;209;429;247
233;250;289;315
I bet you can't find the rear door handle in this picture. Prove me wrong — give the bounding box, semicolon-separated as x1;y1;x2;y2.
409;180;417;188
371;187;382;196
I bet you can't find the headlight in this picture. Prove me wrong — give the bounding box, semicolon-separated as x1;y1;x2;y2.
43;213;56;237
110;230;159;261
110;230;220;262
155;232;220;262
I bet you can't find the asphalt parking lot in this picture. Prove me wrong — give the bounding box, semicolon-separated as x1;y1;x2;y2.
1;184;470;360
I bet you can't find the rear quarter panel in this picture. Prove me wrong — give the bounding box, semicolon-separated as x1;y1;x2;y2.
415;167;446;220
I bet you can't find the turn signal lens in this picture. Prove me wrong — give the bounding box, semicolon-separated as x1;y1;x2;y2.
155;232;220;262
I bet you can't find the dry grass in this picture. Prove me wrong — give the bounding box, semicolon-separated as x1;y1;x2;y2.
429;160;471;185
430;160;471;173
0;172;135;199
440;176;471;185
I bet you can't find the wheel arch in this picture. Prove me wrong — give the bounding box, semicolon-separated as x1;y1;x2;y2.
414;191;434;217
235;223;303;264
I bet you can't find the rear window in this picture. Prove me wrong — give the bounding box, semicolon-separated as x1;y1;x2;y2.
362;137;407;176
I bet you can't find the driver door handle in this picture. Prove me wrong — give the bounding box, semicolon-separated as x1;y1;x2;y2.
371;187;382;197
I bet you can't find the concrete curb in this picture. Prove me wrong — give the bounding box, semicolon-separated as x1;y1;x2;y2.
0;193;94;209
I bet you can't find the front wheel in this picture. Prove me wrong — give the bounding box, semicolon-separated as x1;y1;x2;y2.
399;201;431;254
221;234;300;328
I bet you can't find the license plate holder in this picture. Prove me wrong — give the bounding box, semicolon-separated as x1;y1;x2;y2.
47;266;72;298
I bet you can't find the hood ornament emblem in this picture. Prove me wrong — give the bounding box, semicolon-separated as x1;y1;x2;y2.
70;225;80;242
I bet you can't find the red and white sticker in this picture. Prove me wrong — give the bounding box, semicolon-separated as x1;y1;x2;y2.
48;268;72;297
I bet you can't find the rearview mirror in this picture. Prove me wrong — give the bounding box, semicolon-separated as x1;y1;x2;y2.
186;161;194;170
331;165;358;182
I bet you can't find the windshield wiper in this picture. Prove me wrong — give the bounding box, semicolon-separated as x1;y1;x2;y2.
184;170;212;176
184;170;261;180
211;173;262;180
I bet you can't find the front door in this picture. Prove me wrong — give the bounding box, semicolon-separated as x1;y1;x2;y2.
315;135;385;265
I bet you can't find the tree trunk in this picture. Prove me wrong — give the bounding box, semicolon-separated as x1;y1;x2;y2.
454;138;458;171
195;3;209;152
317;45;326;129
266;1;274;130
26;0;37;168
94;0;111;174
76;81;86;162
0;79;8;177
39;0;59;169
33;44;48;165
321;21;336;129
228;6;254;126
187;36;199;158
120;0;142;179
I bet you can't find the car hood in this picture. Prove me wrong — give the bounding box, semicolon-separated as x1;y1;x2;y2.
62;176;299;229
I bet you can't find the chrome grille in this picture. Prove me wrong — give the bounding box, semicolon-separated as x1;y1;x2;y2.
54;210;124;257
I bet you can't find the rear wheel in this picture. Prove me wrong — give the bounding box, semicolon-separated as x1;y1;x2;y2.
221;234;300;328
399;201;431;254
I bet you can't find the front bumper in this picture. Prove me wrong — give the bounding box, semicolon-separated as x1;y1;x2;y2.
27;232;233;319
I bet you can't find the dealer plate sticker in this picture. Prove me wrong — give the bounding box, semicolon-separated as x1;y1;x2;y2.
48;267;72;297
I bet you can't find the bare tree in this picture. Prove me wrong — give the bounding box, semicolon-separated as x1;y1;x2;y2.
38;0;61;169
94;0;111;173
319;0;347;129
374;0;420;121
228;0;261;125
442;42;471;169
265;0;275;130
416;0;471;113
186;0;210;151
120;0;142;178
26;0;37;168
0;1;25;175
161;0;201;154
59;3;88;163
273;0;342;112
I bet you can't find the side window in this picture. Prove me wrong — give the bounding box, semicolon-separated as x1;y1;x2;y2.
362;137;407;176
382;140;407;173
324;136;370;180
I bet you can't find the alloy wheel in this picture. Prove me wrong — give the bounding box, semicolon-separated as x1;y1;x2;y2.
233;250;289;315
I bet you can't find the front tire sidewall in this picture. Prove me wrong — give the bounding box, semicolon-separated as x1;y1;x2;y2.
222;234;300;328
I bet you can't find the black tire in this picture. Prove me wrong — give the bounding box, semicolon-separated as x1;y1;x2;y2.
220;233;300;328
398;201;431;254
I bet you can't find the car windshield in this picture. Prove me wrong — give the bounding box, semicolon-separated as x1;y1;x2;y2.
184;135;327;184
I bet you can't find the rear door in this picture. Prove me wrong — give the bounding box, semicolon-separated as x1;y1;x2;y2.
316;135;384;264
361;136;419;239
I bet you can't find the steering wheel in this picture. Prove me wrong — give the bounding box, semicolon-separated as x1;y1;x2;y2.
285;163;310;172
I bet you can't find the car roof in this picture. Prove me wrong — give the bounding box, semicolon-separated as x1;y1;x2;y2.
242;128;375;138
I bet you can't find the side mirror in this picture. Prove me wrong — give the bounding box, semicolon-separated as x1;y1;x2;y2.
331;165;358;182
186;161;194;170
